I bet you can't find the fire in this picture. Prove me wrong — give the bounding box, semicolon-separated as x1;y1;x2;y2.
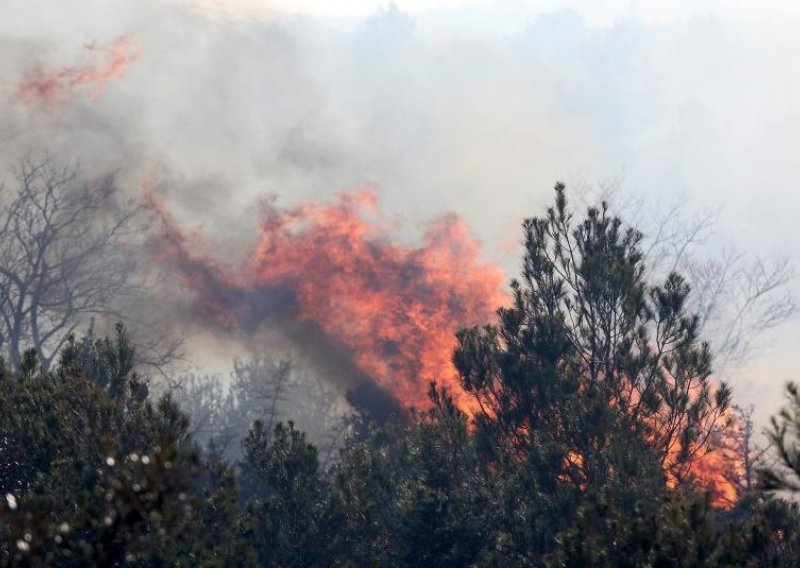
145;184;740;505
653;401;742;509
686;417;749;509
16;35;139;109
146;186;506;411
690;447;740;508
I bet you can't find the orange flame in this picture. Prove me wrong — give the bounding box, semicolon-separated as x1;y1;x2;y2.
685;417;747;509
16;35;140;109
146;186;506;410
689;448;740;508
145;184;740;504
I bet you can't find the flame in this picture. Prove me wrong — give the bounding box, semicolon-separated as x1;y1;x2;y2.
16;35;140;109
656;404;742;509
146;186;506;411
145;183;741;504
687;417;748;509
690;448;740;508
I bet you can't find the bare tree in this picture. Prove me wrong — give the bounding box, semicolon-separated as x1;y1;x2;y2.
703;404;769;505
173;356;356;464
574;179;795;375
0;156;178;371
644;209;794;375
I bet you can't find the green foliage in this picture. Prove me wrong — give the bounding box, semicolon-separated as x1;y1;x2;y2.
328;385;493;566
455;184;731;492
0;330;239;566
238;420;330;566
760;382;800;492
2;186;800;566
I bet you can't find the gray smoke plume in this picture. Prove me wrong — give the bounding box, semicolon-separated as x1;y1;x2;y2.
2;1;798;428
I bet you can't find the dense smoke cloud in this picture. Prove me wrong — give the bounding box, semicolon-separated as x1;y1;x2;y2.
1;0;798;422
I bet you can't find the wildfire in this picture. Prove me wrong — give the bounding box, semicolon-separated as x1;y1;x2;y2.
16;35;140;109
145;186;506;411
686;419;748;509
145;184;740;505
690;447;741;508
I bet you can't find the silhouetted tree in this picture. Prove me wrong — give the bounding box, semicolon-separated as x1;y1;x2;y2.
0;156;181;373
760;382;800;493
455;183;731;491
0;326;238;566
174;357;355;464
4;185;800;566
584;181;795;374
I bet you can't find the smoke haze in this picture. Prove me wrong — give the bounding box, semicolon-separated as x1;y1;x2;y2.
2;0;798;425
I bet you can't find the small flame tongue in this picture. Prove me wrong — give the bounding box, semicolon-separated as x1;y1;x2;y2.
16;35;140;110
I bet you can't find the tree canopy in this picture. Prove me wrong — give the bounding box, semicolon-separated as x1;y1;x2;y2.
1;185;799;566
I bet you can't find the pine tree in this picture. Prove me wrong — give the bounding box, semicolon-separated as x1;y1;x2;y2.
454;183;732;492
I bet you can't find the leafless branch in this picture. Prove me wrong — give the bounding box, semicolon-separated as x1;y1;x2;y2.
0;155;183;372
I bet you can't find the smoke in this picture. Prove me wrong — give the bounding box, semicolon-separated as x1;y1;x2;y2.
1;0;605;250
1;0;798;424
144;183;504;414
15;35;140;109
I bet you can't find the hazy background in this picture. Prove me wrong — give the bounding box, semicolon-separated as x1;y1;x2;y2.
1;0;799;428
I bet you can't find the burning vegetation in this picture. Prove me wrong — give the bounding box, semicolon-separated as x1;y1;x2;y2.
146;186;506;413
2;15;800;566
1;175;799;565
143;178;746;505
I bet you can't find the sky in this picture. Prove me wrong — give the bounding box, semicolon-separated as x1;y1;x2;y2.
182;0;800;24
2;0;800;428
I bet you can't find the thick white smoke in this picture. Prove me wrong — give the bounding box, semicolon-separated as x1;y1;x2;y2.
1;0;798;427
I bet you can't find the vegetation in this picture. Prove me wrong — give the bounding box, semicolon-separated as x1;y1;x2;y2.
1;186;800;566
0;157;181;373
